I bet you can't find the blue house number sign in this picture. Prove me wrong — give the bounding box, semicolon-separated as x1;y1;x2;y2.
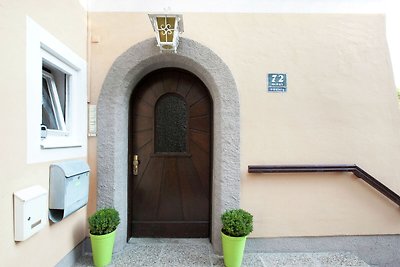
268;73;287;92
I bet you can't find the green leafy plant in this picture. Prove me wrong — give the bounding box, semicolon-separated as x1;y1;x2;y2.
88;208;120;235
221;209;253;237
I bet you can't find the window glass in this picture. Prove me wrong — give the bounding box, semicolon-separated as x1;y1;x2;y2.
41;66;67;133
42;76;58;129
155;94;187;152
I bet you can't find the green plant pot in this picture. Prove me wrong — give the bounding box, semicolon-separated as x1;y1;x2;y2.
221;231;247;267
90;230;116;267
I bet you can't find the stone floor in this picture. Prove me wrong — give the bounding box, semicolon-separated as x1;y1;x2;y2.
75;238;370;267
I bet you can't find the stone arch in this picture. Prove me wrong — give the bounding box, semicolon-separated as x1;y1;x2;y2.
97;38;240;253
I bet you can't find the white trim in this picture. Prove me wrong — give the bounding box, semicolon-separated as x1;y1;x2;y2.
41;142;82;149
26;17;87;163
87;0;387;13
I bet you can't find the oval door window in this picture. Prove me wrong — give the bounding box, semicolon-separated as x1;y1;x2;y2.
155;94;188;153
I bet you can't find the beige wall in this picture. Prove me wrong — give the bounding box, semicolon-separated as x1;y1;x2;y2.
5;5;399;265
88;12;400;238
0;1;87;266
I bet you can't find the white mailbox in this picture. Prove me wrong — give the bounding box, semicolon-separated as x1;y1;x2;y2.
49;160;90;223
14;185;47;241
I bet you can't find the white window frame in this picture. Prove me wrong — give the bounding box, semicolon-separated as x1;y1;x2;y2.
26;17;87;163
42;69;67;133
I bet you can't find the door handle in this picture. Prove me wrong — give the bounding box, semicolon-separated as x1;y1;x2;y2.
133;154;140;175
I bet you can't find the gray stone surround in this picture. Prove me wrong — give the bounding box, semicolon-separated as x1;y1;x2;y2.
96;38;240;253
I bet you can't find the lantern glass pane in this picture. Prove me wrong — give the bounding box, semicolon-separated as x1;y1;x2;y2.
155;16;176;44
167;30;174;42
166;17;176;29
158;30;167;42
156;17;165;30
162;45;174;50
166;17;176;43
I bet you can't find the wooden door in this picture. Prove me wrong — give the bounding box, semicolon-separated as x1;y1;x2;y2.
128;68;212;237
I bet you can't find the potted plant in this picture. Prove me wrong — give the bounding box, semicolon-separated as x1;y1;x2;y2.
88;208;120;267
221;209;253;267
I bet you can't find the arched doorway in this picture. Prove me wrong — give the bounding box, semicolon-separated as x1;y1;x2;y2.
96;38;240;253
129;68;212;237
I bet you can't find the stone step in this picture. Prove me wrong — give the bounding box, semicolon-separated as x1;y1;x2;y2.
236;252;370;267
76;238;370;266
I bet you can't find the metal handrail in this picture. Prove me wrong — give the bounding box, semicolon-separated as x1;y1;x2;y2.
248;164;400;207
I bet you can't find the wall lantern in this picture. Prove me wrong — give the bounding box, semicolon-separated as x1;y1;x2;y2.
148;14;184;53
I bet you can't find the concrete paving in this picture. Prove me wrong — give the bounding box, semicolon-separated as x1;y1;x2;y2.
75;238;370;267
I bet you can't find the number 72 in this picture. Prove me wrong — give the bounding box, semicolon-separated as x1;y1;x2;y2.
271;74;285;83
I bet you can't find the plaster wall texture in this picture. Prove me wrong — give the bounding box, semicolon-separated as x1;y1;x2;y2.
0;1;88;266
88;12;400;244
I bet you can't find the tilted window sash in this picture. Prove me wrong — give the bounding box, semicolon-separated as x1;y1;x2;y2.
42;70;67;133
